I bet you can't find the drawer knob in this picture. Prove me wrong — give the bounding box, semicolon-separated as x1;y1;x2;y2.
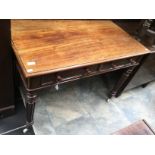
130;59;136;64
57;75;63;81
86;68;92;74
112;63;117;68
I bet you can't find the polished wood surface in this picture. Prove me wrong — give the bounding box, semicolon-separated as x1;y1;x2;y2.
113;120;155;135
11;20;150;78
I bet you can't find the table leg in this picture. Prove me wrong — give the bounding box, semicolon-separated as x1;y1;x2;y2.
23;91;37;133
109;55;148;98
109;66;137;98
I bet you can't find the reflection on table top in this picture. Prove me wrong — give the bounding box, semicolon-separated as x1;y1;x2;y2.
11;20;150;78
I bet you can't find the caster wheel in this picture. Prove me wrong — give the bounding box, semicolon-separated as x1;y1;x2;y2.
107;98;111;103
23;128;29;134
141;84;147;88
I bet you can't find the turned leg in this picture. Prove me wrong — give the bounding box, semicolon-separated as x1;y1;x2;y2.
109;55;148;98
109;66;137;98
23;92;37;133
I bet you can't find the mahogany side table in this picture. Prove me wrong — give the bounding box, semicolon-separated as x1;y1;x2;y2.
11;20;150;132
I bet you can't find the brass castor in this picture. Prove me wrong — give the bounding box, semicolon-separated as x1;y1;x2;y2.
106;98;111;103
23;128;29;134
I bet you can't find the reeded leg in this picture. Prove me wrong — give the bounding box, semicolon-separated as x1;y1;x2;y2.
109;55;148;98
109;66;136;98
23;92;37;133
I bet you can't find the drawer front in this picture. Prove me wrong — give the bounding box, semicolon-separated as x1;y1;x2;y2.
57;64;100;82
26;56;140;90
57;68;85;82
27;74;56;89
111;57;137;68
41;74;56;86
99;57;138;72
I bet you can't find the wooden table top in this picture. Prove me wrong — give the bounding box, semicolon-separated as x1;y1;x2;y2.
11;20;150;78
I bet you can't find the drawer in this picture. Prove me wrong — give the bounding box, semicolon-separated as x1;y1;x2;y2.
27;66;98;88
26;74;56;89
57;68;85;82
111;57;137;68
41;74;56;86
99;57;138;72
26;56;140;89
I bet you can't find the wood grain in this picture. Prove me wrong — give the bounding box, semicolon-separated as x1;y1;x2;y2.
11;20;150;78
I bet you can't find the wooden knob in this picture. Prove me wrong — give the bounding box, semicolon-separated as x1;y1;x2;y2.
112;63;117;68
130;59;136;64
57;75;62;81
86;68;91;74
